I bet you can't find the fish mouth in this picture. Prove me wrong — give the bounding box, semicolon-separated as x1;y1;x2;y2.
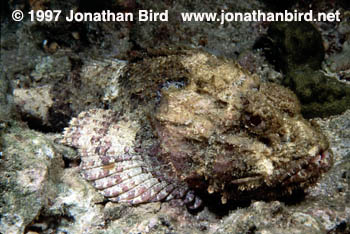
229;149;333;190
279;149;333;188
185;149;333;207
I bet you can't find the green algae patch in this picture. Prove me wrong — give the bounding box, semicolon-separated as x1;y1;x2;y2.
257;21;349;118
285;68;350;118
260;21;325;73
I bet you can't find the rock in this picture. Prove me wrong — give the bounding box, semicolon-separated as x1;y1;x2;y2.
0;70;14;122
216;201;325;233
41;168;106;234
0;122;64;234
79;58;127;104
284;67;350;118
256;21;325;73
12;57;127;132
323;39;350;81
129;0;265;58
13;85;54;129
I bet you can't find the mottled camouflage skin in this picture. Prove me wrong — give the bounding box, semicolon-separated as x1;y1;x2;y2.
62;51;332;208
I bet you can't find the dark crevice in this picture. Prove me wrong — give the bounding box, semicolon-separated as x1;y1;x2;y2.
195;190;251;217
20;114;60;133
62;156;81;169
187;183;308;217
0;0;10;22
24;212;75;234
